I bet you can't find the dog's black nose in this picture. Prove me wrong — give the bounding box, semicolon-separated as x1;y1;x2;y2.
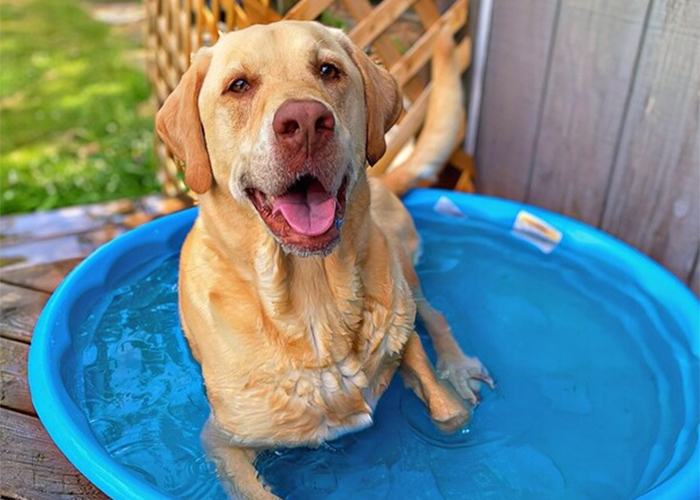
273;100;335;155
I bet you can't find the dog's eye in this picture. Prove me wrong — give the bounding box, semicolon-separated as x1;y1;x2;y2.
319;63;341;80
228;78;250;93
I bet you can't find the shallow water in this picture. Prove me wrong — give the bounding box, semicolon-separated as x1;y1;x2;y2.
73;210;698;500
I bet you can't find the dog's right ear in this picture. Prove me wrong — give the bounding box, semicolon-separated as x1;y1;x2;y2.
156;49;213;194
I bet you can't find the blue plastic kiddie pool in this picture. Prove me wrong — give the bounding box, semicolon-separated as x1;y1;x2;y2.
29;189;699;500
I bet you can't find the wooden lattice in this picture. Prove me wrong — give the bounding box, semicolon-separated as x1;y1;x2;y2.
145;0;475;197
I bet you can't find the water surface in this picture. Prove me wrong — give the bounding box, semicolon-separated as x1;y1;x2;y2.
73;209;699;499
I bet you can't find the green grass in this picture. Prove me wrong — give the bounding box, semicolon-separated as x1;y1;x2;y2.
0;0;159;214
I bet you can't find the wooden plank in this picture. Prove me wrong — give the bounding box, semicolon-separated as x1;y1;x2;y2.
0;225;126;271
0;199;133;245
413;0;442;28
455;169;476;193
342;0;426;101
240;0;281;23
0;408;109;500
343;0;404;66
136;193;190;217
453;148;477;193
474;0;559;201
1;258;82;294
349;0;419;48
390;0;468;87
526;0;651;225
600;0;699;283
0;338;33;415
450;147;476;177
0;283;49;344
283;0;335;20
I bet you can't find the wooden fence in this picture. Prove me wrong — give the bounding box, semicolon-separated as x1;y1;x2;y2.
475;0;699;294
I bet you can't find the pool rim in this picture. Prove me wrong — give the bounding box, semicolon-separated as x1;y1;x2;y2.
28;188;699;500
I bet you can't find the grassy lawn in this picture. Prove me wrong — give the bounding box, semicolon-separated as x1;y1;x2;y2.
1;0;160;214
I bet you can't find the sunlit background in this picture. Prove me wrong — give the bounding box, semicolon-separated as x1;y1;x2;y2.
1;0;160;214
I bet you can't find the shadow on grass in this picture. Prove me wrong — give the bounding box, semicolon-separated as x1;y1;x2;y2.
1;0;160;214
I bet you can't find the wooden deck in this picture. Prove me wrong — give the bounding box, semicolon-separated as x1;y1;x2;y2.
0;195;189;500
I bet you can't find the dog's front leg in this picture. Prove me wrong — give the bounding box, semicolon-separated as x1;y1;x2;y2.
413;286;495;405
201;418;280;500
400;332;470;433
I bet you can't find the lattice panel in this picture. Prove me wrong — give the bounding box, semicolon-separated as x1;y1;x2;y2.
145;0;475;196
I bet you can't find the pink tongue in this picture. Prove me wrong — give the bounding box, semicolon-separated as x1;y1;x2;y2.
272;180;337;236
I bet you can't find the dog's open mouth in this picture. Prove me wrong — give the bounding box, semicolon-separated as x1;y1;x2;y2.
247;175;347;255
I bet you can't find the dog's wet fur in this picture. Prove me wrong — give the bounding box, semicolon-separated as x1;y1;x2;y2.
156;21;492;499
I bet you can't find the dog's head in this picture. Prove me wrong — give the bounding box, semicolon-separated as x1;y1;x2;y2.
156;21;402;255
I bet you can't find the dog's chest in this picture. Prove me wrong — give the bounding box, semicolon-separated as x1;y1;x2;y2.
215;294;415;447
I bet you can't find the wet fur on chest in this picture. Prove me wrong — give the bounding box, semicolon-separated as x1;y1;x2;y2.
179;219;415;447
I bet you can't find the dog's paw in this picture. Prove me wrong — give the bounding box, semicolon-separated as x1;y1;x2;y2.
437;353;494;405
431;401;470;434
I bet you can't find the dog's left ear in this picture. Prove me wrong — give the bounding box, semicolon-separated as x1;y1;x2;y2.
156;49;213;194
335;33;403;165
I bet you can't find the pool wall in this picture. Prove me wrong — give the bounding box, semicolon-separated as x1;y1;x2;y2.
29;189;699;500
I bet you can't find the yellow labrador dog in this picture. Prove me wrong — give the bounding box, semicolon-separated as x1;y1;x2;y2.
156;21;492;499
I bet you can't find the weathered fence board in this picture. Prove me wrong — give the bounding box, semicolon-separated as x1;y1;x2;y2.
0;283;49;344
476;0;699;288
476;0;559;201
1;258;82;294
526;0;650;225
0;337;33;415
600;0;700;283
